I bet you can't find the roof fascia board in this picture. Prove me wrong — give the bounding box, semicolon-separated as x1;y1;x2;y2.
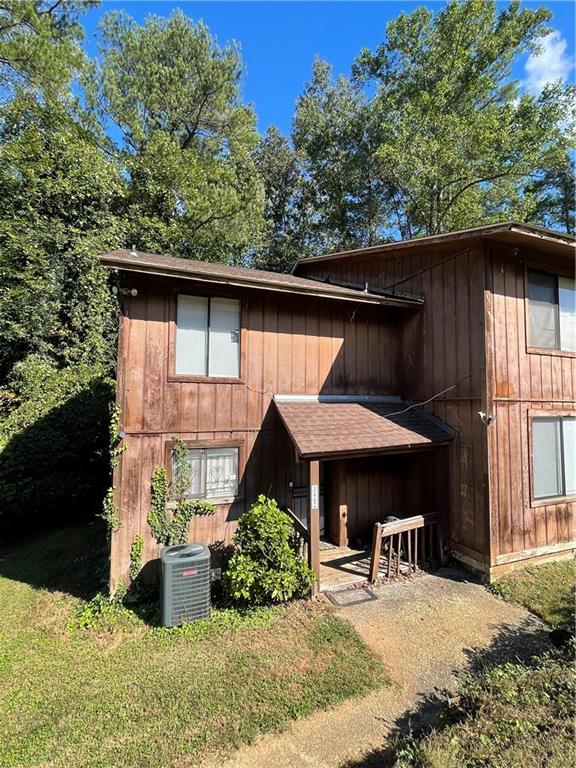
293;223;574;270
100;258;420;309
505;225;576;249
299;442;453;461
273;394;403;403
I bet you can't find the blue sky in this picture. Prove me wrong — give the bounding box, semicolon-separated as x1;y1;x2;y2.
82;1;575;135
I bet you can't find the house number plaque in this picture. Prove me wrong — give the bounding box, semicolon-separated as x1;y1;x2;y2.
310;484;319;510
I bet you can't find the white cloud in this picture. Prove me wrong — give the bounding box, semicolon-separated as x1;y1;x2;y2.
524;30;572;94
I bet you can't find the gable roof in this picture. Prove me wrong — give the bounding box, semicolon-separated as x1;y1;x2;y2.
274;396;455;460
293;221;575;270
99;249;423;309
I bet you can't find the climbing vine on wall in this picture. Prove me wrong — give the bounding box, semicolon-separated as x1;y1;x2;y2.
148;437;214;546
129;535;144;582
99;403;127;532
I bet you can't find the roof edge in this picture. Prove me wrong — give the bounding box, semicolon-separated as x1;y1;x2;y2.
99;254;422;309
273;394;403;404
292;221;575;270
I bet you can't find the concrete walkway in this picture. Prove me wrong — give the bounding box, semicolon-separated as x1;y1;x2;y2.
203;568;549;768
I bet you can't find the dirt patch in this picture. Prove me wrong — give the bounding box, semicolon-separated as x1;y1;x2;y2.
201;568;549;768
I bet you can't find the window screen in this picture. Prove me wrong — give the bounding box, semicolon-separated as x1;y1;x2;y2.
175;295;240;377
528;271;558;349
173;446;239;500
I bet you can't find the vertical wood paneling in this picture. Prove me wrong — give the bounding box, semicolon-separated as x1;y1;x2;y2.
484;242;576;562
113;275;405;582
299;242;489;560
113;237;574;585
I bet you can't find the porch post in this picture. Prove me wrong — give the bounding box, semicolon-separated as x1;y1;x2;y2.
308;459;321;595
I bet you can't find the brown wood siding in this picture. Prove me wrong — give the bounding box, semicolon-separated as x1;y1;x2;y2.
484;241;576;564
326;449;449;545
110;274;403;587
298;242;488;561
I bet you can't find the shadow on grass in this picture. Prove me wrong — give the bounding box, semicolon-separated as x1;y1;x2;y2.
341;616;553;768
0;379;112;534
0;522;109;601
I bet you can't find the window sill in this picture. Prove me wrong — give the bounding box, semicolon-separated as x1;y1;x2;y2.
531;494;576;509
526;346;576;359
167;375;246;384
167;495;242;509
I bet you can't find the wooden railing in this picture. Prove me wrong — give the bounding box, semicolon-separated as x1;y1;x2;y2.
369;512;442;582
283;506;309;562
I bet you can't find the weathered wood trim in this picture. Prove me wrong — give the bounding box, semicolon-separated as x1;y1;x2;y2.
449;540;489;564
494;540;576;566
526;347;576;359
308;459;321;594
483;241;499;571
109;308;128;594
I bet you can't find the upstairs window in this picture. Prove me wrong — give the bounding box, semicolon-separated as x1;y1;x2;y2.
528;270;576;352
172;446;239;501
532;416;575;500
175;295;240;377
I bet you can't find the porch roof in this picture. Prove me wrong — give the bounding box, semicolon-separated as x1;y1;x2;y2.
274;396;455;460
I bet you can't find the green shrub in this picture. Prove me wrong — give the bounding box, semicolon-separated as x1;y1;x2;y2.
224;495;315;606
0;355;113;529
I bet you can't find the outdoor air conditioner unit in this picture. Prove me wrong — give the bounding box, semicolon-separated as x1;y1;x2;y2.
161;543;211;627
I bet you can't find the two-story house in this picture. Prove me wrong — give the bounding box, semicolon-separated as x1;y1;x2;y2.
100;221;575;593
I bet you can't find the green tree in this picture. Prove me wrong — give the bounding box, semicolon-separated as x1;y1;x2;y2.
253;126;304;272
0;94;122;379
293;58;391;253
525;153;575;234
0;0;93;97
352;0;573;237
92;10;265;263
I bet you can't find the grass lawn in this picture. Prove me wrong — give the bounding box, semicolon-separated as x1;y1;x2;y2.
383;560;576;768
489;560;576;627
0;524;386;768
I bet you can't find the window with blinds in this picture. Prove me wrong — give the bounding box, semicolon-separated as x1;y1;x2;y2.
172;446;239;501
175;295;240;376
528;270;576;352
532;416;575;500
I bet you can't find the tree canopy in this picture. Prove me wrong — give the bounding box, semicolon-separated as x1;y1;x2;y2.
0;0;92;97
92;10;265;262
282;0;574;255
0;1;573;527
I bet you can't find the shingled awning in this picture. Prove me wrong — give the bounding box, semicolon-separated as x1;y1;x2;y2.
274;397;455;459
